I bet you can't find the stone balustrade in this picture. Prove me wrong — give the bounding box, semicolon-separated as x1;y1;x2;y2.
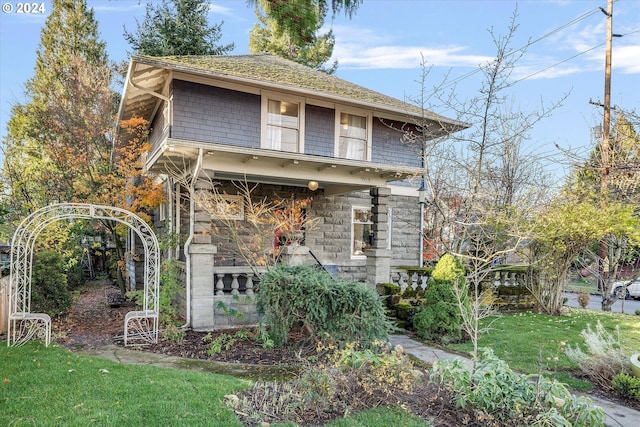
391;269;430;293
213;266;265;296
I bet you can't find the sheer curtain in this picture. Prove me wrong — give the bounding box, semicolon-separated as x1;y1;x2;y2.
340;114;366;160
267;100;282;150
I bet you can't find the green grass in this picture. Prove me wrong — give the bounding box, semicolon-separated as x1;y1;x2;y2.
565;277;598;293
447;308;640;391
1;341;250;426
0;342;434;426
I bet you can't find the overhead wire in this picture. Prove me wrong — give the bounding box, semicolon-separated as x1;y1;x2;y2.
431;3;620;93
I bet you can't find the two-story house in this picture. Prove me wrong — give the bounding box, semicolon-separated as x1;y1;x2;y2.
116;54;465;330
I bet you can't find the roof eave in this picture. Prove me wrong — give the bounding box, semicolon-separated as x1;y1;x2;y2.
129;55;468;133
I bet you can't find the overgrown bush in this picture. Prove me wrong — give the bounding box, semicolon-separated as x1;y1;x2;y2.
430;349;606;426
612;373;640;400
577;292;590;308
256;264;393;347
565;321;630;389
225;342;422;425
413;278;465;343
31;250;73;316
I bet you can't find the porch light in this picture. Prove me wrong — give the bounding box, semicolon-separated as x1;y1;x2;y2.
307;180;319;191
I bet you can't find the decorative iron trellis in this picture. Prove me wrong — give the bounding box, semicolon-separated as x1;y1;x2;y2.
6;203;160;347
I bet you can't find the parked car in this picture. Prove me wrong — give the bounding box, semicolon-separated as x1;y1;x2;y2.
611;280;640;299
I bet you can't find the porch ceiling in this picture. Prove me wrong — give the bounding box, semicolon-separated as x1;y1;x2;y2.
148;138;422;195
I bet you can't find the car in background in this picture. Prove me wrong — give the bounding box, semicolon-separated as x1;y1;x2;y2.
611;279;640;300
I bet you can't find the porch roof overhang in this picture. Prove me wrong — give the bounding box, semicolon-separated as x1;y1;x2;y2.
148;138;422;195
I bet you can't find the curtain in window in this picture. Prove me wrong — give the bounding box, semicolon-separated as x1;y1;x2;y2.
267;100;282;150
340;114;366;160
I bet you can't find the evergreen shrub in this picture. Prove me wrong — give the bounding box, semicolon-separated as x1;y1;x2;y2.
413;254;467;343
412;278;465;343
612;373;640;400
256;264;393;347
31;250;73;316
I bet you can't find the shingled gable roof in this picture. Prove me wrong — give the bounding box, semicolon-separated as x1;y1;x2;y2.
122;53;466;133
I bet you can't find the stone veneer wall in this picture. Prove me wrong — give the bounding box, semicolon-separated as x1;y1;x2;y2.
181;178;422;329
189;179;422;283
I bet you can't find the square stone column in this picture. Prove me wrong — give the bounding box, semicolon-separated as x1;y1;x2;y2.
279;245;310;266
366;187;391;286
189;243;217;330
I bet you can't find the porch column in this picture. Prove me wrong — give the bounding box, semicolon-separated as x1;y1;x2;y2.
279;245;310;266
365;187;391;286
189;233;217;330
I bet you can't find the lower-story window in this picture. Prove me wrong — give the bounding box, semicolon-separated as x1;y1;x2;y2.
352;206;372;257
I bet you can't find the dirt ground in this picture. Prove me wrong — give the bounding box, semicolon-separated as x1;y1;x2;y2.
54;279;314;366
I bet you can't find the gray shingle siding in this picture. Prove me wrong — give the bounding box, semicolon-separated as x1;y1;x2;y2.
169;80;421;168
149;101;168;152
304;105;334;157
371;119;421;167
172;80;260;147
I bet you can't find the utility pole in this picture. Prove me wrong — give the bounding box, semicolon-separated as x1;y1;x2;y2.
601;0;613;188
597;0;614;296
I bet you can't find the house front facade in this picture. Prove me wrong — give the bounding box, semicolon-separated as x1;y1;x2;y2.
116;54;465;330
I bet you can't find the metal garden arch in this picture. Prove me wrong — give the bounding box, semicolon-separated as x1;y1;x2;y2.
7;203;160;347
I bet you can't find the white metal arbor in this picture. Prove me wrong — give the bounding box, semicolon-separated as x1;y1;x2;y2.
7;203;160;347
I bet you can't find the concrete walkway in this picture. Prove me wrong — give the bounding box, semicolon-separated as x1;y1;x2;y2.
389;335;640;427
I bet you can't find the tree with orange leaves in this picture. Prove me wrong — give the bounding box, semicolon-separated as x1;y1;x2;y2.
1;1;164;296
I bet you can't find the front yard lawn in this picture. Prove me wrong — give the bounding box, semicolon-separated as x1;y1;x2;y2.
0;341;432;426
447;308;640;391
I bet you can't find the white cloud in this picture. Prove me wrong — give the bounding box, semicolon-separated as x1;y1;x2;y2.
332;24;491;70
209;3;236;17
615;44;640;74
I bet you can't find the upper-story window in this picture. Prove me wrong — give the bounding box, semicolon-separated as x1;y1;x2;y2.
336;111;371;161
262;94;304;152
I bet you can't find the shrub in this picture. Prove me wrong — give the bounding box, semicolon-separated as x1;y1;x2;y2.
577;292;590;308
612;373;640;400
256;264;394;347
159;259;185;327
413;278;465;343
31;250;73;316
226;342;421;425
430;349;606;426
565;321;630;389
431;253;465;282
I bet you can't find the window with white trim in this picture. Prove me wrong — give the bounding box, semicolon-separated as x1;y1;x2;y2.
336;111;370;161
387;207;392;251
352;206;373;257
262;96;303;152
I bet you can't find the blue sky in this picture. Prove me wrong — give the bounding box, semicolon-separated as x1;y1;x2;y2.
1;0;639;179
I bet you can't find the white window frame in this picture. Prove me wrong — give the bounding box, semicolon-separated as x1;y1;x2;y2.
261;92;305;153
351;206;373;259
334;108;372;161
387;207;392;251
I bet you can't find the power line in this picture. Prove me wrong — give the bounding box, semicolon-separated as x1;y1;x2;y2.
512;44;603;84
430;5;610;93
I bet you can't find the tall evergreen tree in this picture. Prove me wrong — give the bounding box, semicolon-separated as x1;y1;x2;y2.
2;0;111;213
123;0;234;56
247;0;362;47
249;0;337;73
